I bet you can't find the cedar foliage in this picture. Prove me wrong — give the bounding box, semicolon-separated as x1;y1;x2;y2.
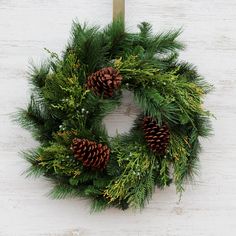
16;19;212;211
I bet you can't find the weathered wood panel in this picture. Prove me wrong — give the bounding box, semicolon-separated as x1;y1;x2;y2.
0;0;236;235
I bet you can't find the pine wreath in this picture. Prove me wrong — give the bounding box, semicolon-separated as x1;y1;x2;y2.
17;20;212;211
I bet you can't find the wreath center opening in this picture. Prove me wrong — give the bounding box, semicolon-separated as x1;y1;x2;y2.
103;90;141;137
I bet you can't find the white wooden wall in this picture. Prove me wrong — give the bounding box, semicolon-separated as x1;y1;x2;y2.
0;0;236;235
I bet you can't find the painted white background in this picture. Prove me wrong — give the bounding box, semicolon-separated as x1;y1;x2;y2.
0;0;236;235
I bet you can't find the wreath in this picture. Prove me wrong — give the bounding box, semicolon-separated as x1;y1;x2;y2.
17;20;212;211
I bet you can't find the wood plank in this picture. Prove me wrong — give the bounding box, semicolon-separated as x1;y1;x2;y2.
113;0;125;21
0;0;236;235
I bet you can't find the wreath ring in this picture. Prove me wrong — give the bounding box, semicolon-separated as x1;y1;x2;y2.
17;20;212;211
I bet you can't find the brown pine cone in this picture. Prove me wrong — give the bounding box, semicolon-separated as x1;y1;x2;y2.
86;67;122;98
71;138;110;170
143;116;170;154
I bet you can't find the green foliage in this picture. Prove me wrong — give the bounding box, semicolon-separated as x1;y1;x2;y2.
43;72;89;121
90;198;110;212
48;183;81;199
168;132;190;193
137;22;184;54
104;138;156;209
113;55;159;89
102;19;127;57
28;61;50;89
23;143;82;178
21;149;47;178
68;22;107;73
167;61;213;94
134;88;179;125
16;95;60;142
159;159;171;187
16;19;213;211
115;55;211;127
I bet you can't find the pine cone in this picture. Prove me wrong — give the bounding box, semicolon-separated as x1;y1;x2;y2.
86;67;122;98
71;138;110;170
143;116;170;154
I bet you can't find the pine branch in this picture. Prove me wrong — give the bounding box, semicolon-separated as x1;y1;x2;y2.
167;61;213;94
48;183;81;199
16;94;60;142
138;22;153;38
28;61;50;89
127;161;156;209
69;21;107;73
23;165;46;178
132;22;184;57
151;29;184;54
159;159;171;187
90;198;109;213
134;88;179;124
19;149;46;178
102;18;127;58
104;140;156;208
193;114;213;138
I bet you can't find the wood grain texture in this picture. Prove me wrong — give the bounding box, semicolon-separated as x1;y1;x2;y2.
0;0;236;235
113;0;125;21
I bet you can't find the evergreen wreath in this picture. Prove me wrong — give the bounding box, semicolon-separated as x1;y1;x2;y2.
17;20;212;211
